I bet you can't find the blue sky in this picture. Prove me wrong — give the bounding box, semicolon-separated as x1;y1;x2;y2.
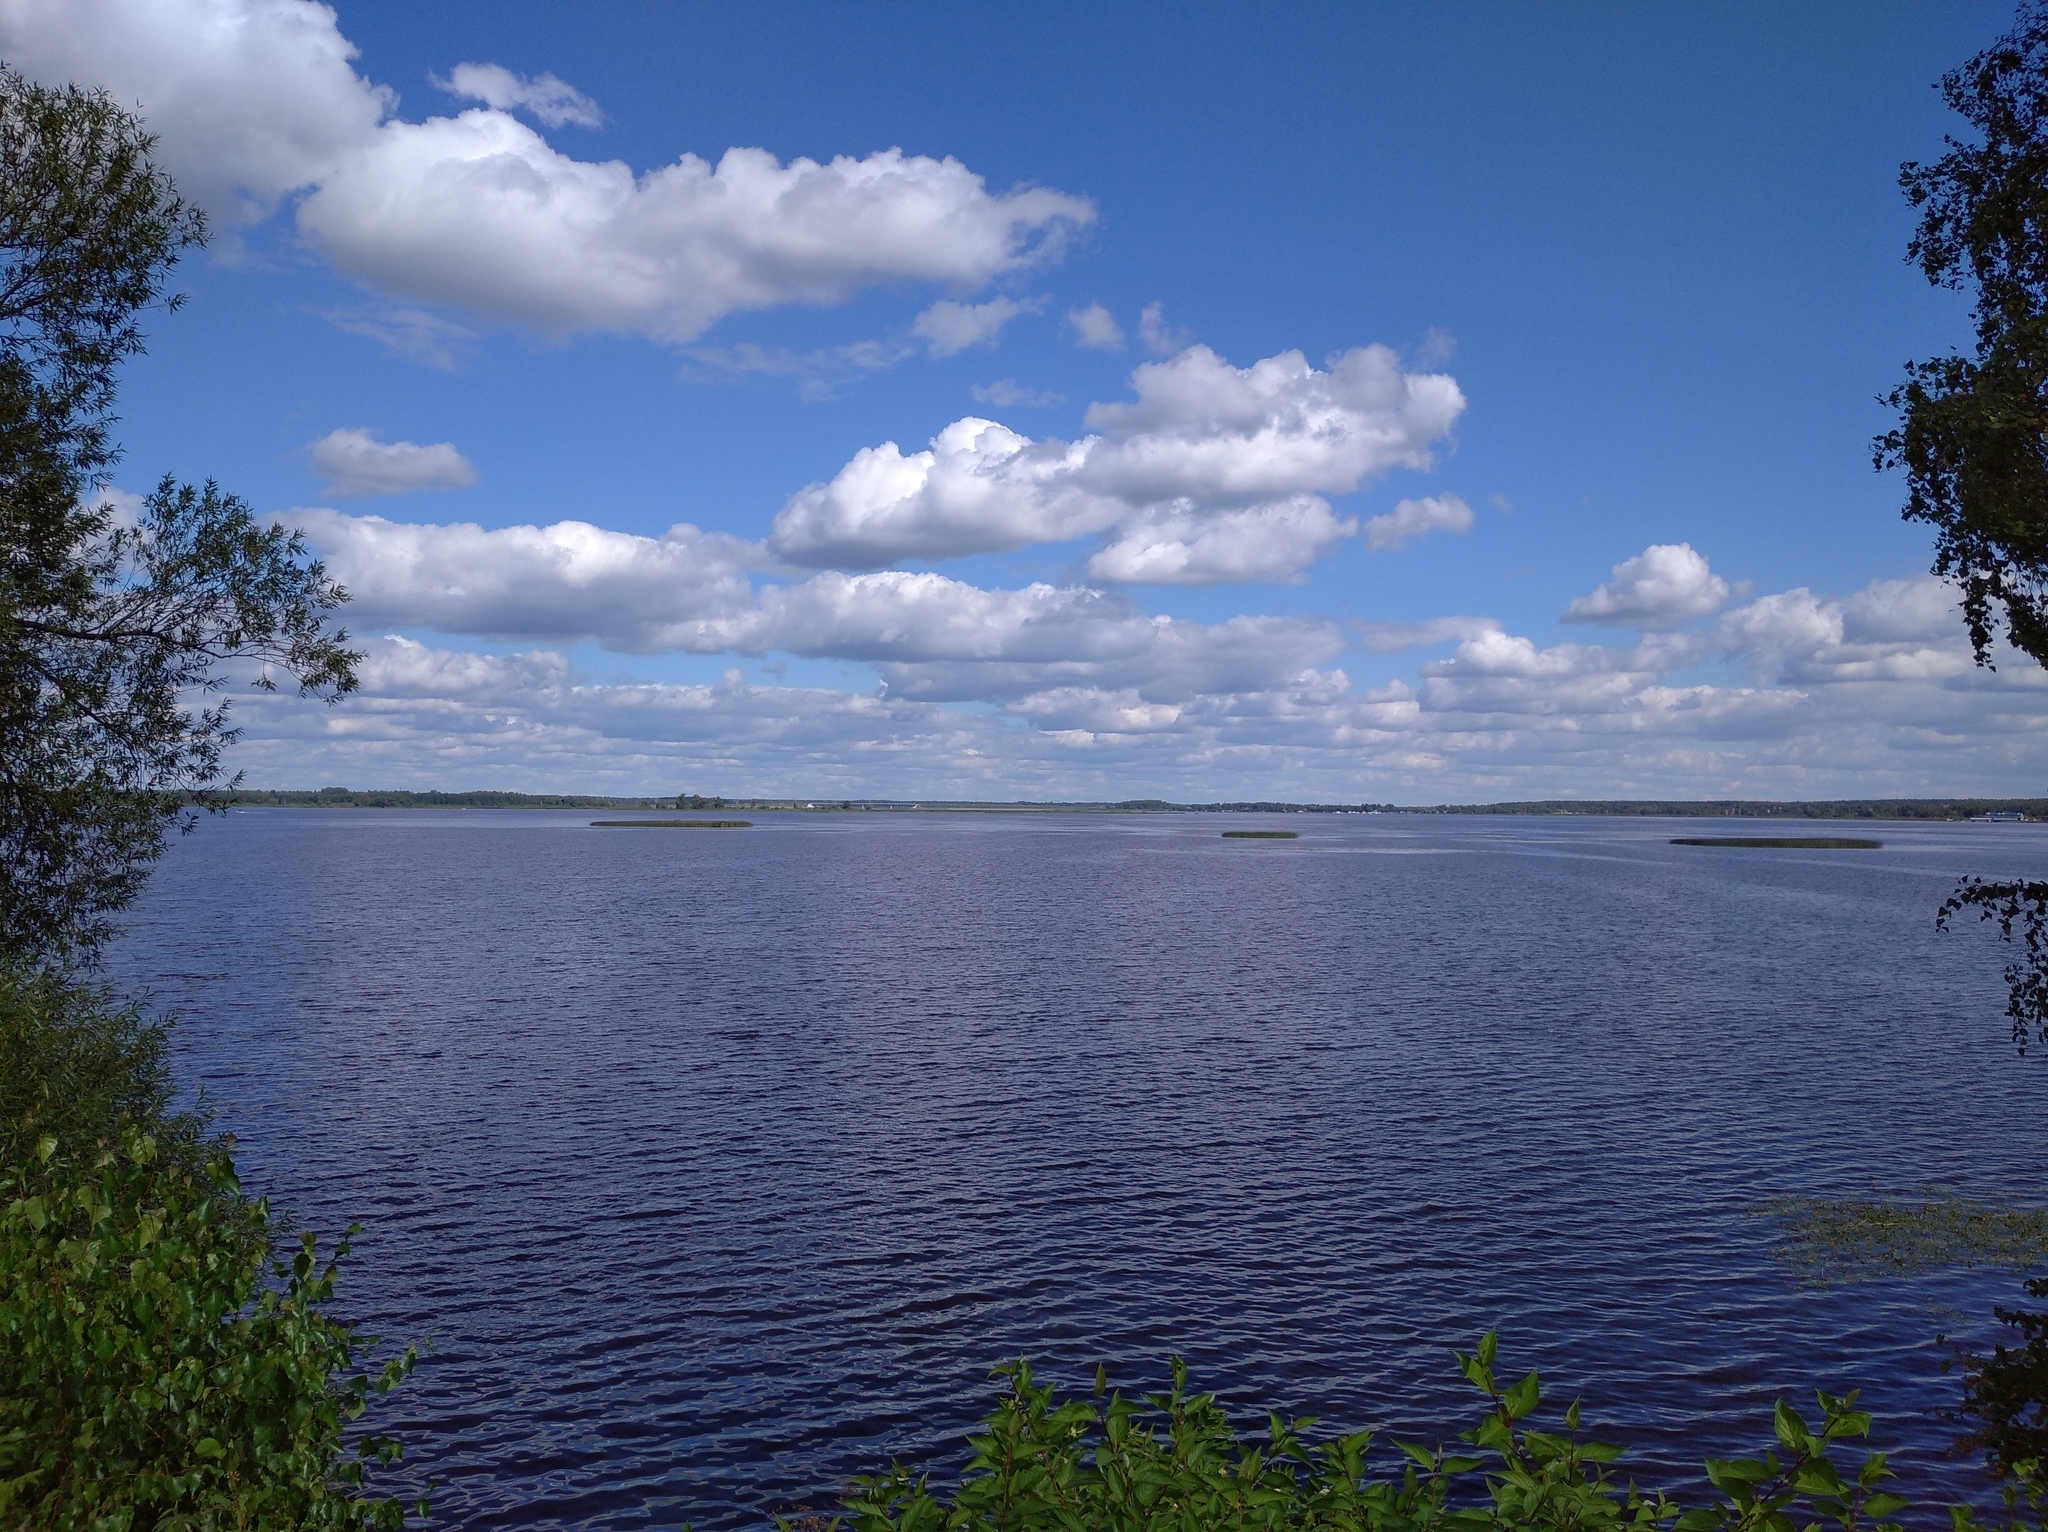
16;0;2042;800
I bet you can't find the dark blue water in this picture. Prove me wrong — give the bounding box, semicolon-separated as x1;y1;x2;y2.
106;810;2048;1528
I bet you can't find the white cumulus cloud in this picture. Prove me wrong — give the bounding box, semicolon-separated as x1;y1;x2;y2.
0;0;1094;341
1087;498;1356;585
308;428;477;498
299;124;1092;341
770;418;1106;568
291;508;761;652
1562;542;1735;630
288;508;1349;703
432;61;602;128
0;0;392;225
1363;494;1474;553
769;343;1466;583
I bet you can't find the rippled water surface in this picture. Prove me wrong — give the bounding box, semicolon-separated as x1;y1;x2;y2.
106;809;2048;1528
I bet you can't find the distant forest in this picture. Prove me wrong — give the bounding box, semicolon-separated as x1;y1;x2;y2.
211;789;2048;820
216;788;662;809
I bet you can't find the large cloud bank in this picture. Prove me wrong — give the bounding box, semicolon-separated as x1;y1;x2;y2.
261;507;2048;798
0;0;1093;339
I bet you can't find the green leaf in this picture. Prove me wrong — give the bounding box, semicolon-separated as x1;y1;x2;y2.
1502;1370;1540;1420
1773;1400;1810;1452
1705;1457;1771;1490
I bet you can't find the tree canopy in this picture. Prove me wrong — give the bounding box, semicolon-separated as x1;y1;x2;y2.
0;68;357;968
1879;0;2048;668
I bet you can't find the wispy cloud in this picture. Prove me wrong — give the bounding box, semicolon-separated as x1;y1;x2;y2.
321;305;475;369
431;62;604;128
912;295;1042;357
1066;303;1125;351
972;380;1064;408
1137;301;1191;356
680;339;913;400
1363;494;1474;553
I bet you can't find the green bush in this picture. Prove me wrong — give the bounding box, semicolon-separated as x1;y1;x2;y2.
838;1332;2031;1532
0;1131;419;1531
0;964;206;1169
0;967;420;1530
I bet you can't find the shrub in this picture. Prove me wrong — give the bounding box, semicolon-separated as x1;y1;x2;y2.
0;963;206;1168
0;968;420;1529
839;1333;1951;1532
0;1130;419;1530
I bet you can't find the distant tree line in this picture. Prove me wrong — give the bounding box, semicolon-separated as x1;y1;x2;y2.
216;787;664;810
196;791;2048;819
1422;800;2048;821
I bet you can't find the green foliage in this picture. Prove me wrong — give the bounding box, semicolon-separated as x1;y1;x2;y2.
0;71;358;969
0;965;420;1528
0;66;203;485
1877;1;2048;668
837;1336;1923;1532
0;67;411;1531
3;474;359;965
1958;1277;2048;1479
1937;878;2048;1052
0;962;204;1169
0;1130;419;1531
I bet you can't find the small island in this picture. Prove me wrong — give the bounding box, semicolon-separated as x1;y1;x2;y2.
1671;836;1882;849
1224;829;1299;839
590;819;753;829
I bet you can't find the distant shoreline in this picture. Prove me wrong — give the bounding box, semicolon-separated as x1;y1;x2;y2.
202;789;2048;822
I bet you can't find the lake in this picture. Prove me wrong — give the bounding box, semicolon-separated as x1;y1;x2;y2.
105;809;2048;1529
